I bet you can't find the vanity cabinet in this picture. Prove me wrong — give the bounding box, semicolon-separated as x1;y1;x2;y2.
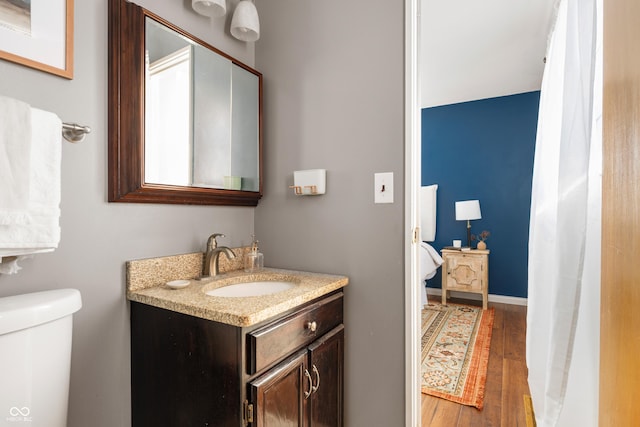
249;325;344;426
130;291;344;427
441;249;489;309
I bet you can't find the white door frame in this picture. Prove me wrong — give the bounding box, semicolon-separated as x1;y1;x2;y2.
404;0;421;425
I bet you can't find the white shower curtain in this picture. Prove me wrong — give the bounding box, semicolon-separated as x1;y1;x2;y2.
526;0;601;425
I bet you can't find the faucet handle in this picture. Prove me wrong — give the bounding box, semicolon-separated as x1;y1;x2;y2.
207;233;225;251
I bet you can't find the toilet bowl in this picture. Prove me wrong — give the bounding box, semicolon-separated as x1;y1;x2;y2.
0;289;82;427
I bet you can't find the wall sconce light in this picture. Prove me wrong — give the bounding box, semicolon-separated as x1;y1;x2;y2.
231;0;260;42
192;0;227;18
455;200;481;248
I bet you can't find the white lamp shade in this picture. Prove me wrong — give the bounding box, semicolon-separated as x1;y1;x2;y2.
192;0;226;18
455;200;482;221
231;0;260;42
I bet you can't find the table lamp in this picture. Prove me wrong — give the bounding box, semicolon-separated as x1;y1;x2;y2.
455;200;481;248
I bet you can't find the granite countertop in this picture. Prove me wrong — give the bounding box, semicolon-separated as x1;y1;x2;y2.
126;267;349;327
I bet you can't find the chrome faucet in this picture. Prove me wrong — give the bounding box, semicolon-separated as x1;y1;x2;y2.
203;233;236;277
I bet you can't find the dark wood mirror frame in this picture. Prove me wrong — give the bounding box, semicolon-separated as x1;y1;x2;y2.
108;0;263;206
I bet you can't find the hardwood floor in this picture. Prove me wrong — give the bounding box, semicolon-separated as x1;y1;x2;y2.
421;296;530;427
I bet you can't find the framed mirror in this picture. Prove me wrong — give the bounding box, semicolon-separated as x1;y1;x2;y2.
108;0;262;205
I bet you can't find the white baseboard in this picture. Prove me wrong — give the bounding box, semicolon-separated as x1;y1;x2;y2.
426;288;528;306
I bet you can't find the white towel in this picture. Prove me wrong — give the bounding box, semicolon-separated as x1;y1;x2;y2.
0;104;62;274
0;95;31;209
420;184;438;242
419;242;443;307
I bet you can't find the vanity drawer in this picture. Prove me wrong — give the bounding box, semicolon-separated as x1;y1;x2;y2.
247;292;343;374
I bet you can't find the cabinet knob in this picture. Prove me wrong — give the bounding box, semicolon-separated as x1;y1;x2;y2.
306;321;317;332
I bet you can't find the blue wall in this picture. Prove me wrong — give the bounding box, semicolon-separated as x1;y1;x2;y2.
422;91;540;298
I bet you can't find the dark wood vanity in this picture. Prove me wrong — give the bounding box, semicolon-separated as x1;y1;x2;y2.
130;291;344;426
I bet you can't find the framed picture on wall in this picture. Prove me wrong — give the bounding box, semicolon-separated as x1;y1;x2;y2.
0;0;73;79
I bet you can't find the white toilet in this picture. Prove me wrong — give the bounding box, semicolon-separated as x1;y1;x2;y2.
0;289;82;427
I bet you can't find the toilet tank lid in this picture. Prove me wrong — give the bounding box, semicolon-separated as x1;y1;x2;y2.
0;289;82;335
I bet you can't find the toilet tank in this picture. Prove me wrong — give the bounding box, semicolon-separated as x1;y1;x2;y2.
0;289;82;427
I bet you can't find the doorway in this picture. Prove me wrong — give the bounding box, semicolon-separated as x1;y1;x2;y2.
404;1;556;425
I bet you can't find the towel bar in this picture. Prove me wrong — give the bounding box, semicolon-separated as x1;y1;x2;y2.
62;122;91;143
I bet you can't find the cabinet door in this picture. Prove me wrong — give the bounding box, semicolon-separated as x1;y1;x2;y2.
308;325;344;427
446;254;485;291
131;302;241;426
249;349;309;427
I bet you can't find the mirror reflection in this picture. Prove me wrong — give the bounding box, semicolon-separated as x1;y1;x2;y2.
108;0;262;205
145;18;260;192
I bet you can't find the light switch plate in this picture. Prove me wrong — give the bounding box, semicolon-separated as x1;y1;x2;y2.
374;172;394;204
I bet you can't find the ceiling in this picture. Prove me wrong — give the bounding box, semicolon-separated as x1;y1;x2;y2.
420;0;557;108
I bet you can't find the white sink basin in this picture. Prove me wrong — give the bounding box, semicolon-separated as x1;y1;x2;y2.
205;281;296;297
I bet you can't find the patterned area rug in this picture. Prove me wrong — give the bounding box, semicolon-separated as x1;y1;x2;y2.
421;302;495;409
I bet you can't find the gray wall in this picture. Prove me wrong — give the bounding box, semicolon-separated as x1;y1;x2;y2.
255;1;406;425
0;1;256;426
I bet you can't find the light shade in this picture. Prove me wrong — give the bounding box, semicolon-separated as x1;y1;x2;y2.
455;200;482;221
192;0;227;18
231;0;260;42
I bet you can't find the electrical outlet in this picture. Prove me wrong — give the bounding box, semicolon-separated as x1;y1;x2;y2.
374;172;394;204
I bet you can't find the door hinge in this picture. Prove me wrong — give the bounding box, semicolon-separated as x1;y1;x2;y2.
243;400;254;425
412;227;420;244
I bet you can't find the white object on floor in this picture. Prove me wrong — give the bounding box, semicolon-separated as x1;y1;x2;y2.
0;289;82;427
420;184;438;242
0;102;62;274
419;241;443;307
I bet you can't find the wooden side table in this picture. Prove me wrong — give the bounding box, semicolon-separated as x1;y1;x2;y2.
441;249;489;309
